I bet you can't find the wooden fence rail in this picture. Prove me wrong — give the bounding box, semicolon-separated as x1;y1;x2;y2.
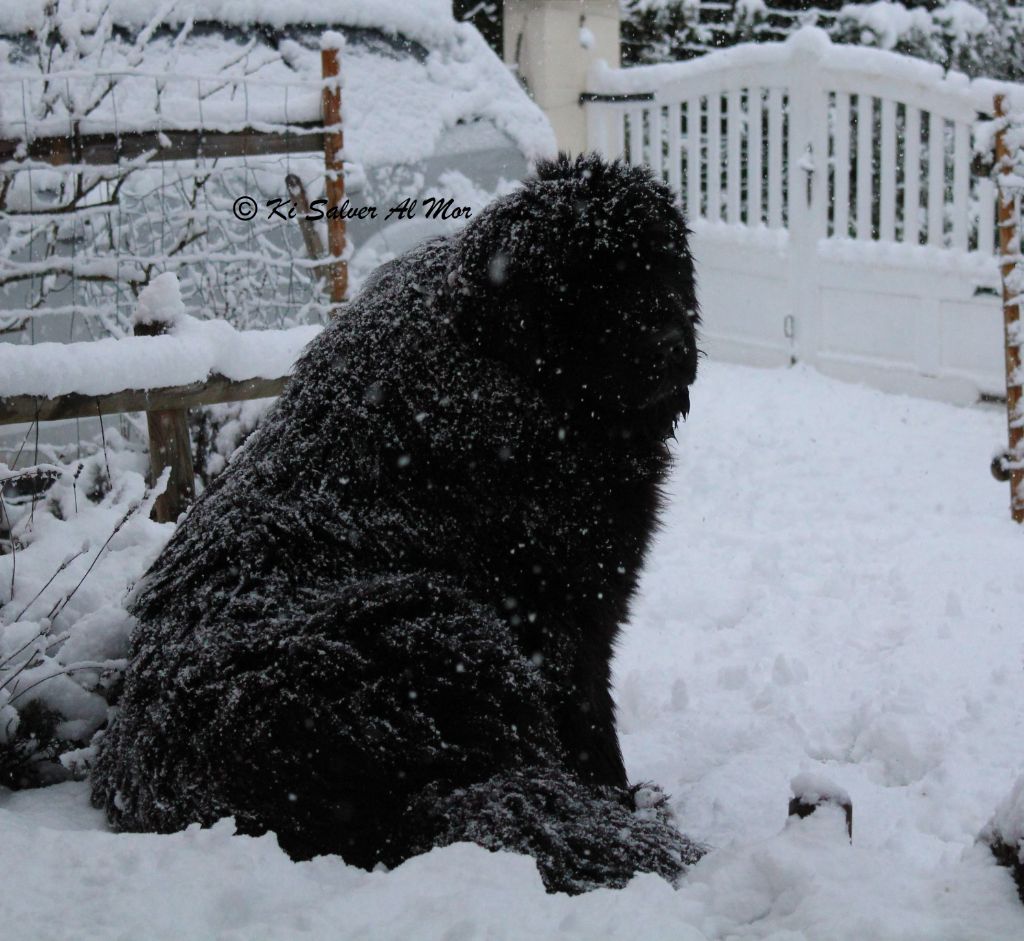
0;349;297;523
0;124;325;166
0;375;288;427
0;311;316;522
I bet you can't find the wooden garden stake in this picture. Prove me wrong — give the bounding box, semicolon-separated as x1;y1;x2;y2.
285;173;327;282
788;775;853;842
133;320;195;524
321;33;347;311
789;793;853;842
994;94;1024;524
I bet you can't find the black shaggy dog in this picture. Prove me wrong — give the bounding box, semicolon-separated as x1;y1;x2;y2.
91;154;704;893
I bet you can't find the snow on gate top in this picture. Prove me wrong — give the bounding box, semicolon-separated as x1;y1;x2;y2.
588;24;1024;116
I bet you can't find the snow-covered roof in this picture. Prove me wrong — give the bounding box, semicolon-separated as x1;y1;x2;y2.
1;0;460;46
0;0;557;169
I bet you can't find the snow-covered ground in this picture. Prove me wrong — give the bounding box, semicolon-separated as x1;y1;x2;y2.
2;359;1024;939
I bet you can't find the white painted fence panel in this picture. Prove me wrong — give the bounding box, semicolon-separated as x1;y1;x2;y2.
584;28;1022;403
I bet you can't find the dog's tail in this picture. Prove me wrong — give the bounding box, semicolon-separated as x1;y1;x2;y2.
409;766;707;894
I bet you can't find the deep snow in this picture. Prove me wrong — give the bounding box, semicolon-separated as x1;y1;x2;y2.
2;360;1024;939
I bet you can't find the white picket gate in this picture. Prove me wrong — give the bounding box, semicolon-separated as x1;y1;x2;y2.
584;27;1023;403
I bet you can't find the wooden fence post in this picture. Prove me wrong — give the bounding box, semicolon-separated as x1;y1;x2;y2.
321;33;347;312
133;320;195;524
994;94;1024;524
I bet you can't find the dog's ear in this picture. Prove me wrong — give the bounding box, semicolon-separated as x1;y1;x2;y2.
444;154;698;436
449;154;694;301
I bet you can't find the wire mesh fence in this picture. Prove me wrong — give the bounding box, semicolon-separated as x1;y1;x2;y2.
1;69;334;344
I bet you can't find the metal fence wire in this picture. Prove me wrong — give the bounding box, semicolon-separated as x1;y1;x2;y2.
1;70;334;345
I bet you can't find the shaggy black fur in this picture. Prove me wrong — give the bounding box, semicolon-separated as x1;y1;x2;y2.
90;154;703;893
980;776;1024;905
988;837;1024;905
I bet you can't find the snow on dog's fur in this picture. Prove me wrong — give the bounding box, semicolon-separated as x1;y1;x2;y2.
91;154;703;893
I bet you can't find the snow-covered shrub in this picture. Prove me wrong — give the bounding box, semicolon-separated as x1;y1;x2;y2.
732;0;771;43
0;442;172;787
834;0;1024;81
830;1;941;62
0;698;63;789
622;0;709;65
455;0;500;51
622;1;1024;81
621;0;849;64
191;398;276;488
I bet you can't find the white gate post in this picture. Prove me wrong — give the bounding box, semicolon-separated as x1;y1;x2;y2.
504;0;620;155
784;30;830;366
585;97;613;157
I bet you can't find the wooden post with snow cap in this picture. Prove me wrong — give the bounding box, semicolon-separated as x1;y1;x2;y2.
133;273;196;524
321;31;347;312
993;95;1024;524
788;773;853;842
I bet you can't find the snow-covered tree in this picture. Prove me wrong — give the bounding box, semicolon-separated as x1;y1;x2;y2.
456;0;502;52
621;0;1024;80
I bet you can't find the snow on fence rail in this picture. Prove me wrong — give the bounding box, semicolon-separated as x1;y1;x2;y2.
584;27;1024;405
0;318;318;415
0;304;319;522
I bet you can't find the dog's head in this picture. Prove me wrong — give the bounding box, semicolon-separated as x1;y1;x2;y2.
447;153;699;442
